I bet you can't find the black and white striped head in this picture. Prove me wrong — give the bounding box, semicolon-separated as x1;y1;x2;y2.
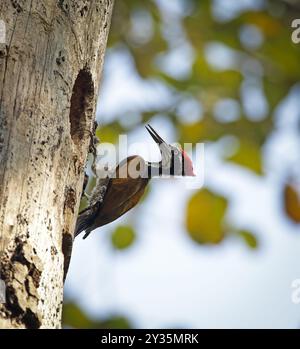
145;124;195;177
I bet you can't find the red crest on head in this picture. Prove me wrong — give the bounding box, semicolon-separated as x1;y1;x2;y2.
182;150;195;176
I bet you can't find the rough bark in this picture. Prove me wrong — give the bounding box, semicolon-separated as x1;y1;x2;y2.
0;0;114;329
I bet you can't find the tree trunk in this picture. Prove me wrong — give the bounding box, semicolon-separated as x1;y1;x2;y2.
0;0;114;329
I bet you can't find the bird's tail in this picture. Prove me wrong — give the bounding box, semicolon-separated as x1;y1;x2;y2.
74;212;91;239
74;204;100;239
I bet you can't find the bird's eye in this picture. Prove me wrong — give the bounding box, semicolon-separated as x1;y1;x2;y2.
174;149;179;155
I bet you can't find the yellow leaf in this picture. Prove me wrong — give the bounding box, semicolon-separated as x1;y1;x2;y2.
228;139;263;174
111;225;136;250
186;189;227;244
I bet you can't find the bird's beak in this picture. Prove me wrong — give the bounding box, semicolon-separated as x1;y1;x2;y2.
145;124;167;146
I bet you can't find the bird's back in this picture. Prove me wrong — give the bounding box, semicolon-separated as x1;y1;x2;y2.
75;155;149;238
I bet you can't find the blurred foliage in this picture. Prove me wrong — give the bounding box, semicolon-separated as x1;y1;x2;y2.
111;225;136;250
98;0;300;250
96;122;124;144
237;230;259;249
284;182;300;223
62;302;132;329
186;189;227;244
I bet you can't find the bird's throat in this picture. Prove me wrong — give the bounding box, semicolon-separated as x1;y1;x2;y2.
146;161;170;178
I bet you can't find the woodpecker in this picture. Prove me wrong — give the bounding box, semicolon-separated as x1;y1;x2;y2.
75;124;195;239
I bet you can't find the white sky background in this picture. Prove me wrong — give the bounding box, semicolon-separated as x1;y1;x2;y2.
64;0;300;328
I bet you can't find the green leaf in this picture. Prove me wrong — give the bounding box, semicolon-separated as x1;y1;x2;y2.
111;225;136;250
100;316;132;329
62;302;92;329
62;302;132;329
238;230;258;249
96;123;124;144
